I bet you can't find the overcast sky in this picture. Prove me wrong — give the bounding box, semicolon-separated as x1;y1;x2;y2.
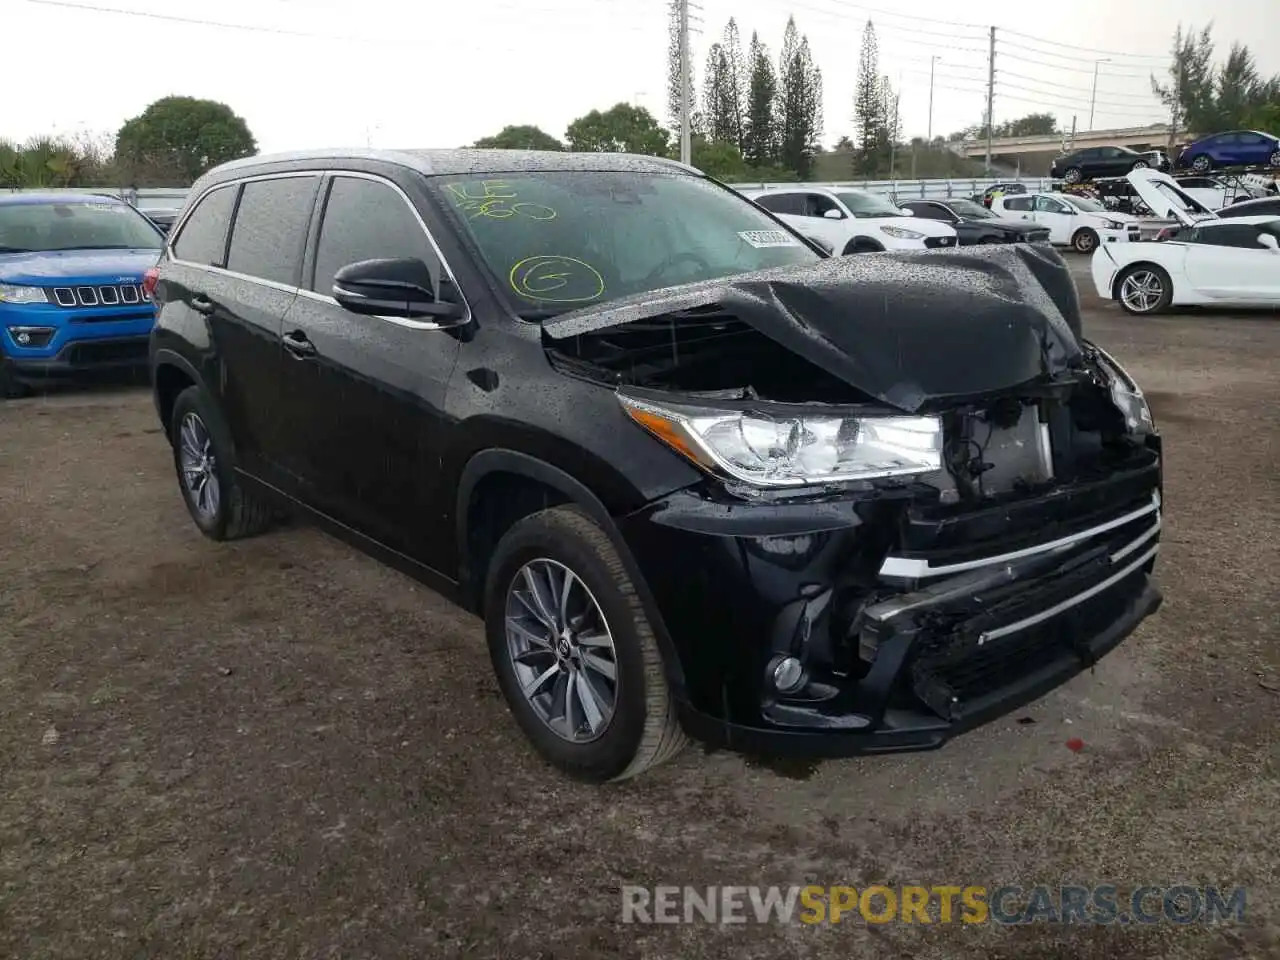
10;0;1280;154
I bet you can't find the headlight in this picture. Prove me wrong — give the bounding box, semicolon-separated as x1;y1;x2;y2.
1091;345;1154;434
1102;219;1125;230
880;226;925;240
0;283;49;305
617;393;943;487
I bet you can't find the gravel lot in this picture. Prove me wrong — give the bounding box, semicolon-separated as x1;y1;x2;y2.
2;273;1278;959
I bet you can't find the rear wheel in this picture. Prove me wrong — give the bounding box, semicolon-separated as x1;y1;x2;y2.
1131;160;1148;171
1191;154;1211;173
1269;149;1280;168
1063;167;1083;184
169;386;275;541
1071;227;1100;254
1116;264;1173;316
483;505;686;782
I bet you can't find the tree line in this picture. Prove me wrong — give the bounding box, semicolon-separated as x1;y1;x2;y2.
0;96;256;189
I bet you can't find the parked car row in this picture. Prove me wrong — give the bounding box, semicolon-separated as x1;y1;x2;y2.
1051;130;1280;185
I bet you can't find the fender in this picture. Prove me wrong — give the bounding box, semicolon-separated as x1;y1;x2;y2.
456;448;688;697
150;346;208;430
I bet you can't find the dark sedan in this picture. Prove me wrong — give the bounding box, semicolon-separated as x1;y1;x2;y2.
1050;146;1156;184
899;198;1051;245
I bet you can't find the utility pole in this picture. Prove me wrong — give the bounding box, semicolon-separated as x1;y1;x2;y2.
927;55;940;143
679;0;691;166
1088;58;1109;131
985;26;996;173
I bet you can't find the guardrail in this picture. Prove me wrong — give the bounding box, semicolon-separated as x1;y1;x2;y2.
726;177;1056;199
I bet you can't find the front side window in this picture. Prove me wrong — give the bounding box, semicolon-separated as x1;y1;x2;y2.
803;193;842;218
1062;195;1107;213
1035;196;1071;214
1003;196;1034;211
225;176;319;287
1200;224;1273;249
0;199;163;255
432;172;820;316
311;176;441;297
172;185;237;265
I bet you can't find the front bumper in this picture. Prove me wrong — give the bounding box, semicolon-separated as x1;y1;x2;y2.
620;450;1163;757
4;335;150;382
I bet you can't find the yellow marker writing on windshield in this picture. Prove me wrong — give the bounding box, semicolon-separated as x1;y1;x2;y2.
510;256;604;303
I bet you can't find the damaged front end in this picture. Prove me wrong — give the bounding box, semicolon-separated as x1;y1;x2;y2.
543;245;1163;756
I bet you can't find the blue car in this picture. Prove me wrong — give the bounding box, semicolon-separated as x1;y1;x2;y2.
0;192;164;398
1176;129;1280;173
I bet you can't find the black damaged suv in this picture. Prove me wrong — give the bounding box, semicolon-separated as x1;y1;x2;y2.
150;149;1164;782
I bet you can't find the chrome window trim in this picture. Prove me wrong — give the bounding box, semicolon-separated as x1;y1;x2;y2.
168;167;470;332
878;491;1161;580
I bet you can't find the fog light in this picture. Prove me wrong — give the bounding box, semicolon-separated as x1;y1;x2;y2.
7;325;54;348
770;655;806;694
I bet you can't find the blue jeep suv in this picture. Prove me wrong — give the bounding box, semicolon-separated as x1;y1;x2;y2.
0;192;164;398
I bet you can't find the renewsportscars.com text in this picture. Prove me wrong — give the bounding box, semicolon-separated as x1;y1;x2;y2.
621;884;1247;926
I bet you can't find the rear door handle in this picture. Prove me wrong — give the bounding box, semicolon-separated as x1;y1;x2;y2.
282;330;317;359
190;294;215;315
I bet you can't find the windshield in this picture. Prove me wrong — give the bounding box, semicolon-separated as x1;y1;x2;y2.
1063;195;1108;213
433;172;820;316
0;200;164;254
947;199;994;219
833;191;903;218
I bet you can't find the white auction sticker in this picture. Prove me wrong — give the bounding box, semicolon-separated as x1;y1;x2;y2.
737;230;802;248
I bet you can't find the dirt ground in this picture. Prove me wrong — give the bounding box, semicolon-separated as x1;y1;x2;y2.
2;275;1278;959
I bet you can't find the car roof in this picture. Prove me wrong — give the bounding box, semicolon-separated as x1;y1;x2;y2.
0;191;128;207
200;148;701;183
1199;214;1280;227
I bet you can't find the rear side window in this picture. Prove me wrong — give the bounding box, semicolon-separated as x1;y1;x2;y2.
1003;196;1033;211
226;176;319;287
311;176;440;298
755;193;802;215
172;185;237;265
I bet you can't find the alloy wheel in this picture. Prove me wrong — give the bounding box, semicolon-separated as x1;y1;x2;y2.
1120;270;1164;314
1064;168;1081;184
178;412;220;520
1192;155;1210;172
1270;150;1280;167
504;558;619;743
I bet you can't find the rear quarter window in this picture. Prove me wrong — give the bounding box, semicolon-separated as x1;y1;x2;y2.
172;185;238;266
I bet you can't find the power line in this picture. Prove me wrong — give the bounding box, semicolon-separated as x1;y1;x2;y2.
997;42;1162;76
996;49;1160;78
997;68;1161;102
994;86;1165;121
998;27;1168;62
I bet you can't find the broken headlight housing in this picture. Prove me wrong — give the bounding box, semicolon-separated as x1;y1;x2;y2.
617;393;943;488
1092;344;1154;435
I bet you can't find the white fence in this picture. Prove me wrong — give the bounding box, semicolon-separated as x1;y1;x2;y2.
726;177;1056;200
3;176;1062;210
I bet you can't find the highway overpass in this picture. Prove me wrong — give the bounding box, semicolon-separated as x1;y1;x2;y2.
956;124;1177;160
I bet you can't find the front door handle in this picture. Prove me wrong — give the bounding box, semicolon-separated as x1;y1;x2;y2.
190;294;216;315
282;330;317;359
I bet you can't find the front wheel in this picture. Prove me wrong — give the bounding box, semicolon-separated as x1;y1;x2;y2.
1116;264;1173;315
1131;160;1148;170
483;505;687;782
1191;154;1211;172
1072;227;1100;254
841;238;883;255
1269;149;1280;168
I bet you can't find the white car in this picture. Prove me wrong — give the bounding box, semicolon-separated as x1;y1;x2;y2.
989;191;1142;253
1173;175;1271;211
743;187;959;255
1091;168;1280;315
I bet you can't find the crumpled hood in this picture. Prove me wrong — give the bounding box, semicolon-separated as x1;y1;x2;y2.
543;243;1084;413
0;248;160;285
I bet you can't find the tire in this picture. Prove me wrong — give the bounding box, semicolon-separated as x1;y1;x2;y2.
169;385;274;541
0;359;31;400
1191;154;1211;173
841;238;883;255
1269;149;1280;168
483;505;687;782
1063;167;1082;184
1071;228;1100;254
1115;264;1173;316
1131;160;1148;170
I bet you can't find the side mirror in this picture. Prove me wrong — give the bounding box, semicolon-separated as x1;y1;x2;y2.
1258;233;1280;252
822;208;845;220
332;258;465;324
